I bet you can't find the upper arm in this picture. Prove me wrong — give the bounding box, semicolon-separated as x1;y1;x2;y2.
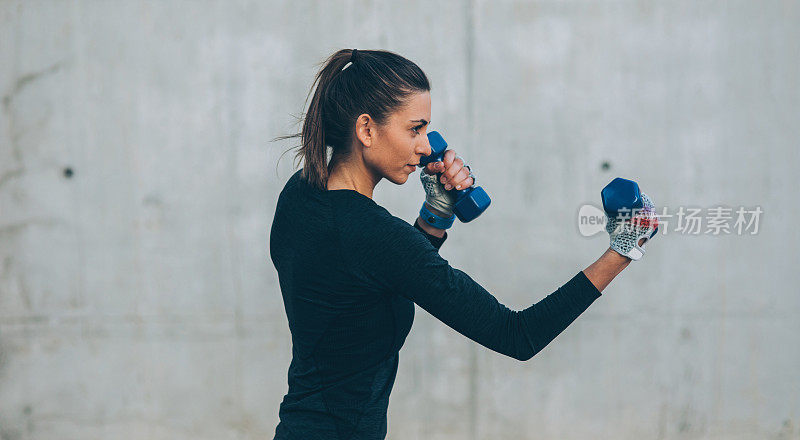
344;214;537;360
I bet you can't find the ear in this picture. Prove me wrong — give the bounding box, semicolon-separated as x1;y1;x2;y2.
354;114;374;147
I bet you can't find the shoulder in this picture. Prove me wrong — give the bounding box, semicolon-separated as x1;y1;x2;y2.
331;197;446;292
330;194;431;251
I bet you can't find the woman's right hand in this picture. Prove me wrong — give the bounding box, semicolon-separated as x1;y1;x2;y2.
419;149;474;217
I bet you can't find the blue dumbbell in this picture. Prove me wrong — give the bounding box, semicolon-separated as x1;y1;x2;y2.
601;177;658;236
421;131;491;223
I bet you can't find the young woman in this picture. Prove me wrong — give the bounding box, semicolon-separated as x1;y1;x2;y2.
270;49;657;440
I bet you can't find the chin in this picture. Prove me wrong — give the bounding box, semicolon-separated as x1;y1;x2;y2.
386;173;410;185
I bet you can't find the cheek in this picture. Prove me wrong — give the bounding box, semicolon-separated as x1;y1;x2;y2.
386;131;412;160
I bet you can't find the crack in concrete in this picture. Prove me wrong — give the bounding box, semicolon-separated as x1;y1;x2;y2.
2;61;66;107
2;60;68;164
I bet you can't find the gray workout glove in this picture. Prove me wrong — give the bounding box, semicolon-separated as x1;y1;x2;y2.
606;192;659;261
420;170;457;217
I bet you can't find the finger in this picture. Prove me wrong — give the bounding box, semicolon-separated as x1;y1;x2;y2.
440;152;463;184
445;167;471;190
425;161;446;175
447;176;474;191
423;162;439;175
441;150;457;173
455;175;475;190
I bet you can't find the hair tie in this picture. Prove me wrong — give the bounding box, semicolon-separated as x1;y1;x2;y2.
341;49;358;71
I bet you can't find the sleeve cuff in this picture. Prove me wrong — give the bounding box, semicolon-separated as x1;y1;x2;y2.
570;270;603;302
414;218;448;250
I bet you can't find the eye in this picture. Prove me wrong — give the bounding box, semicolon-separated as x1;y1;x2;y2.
412;124;424;135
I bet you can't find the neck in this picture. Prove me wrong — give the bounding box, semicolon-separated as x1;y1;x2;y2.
326;157;380;199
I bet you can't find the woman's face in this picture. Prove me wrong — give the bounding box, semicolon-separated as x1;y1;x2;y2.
362;91;432;185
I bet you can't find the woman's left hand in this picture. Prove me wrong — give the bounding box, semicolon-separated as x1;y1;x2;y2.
423;149;475;191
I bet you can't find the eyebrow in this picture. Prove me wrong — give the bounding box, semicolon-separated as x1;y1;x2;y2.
410;119;429;125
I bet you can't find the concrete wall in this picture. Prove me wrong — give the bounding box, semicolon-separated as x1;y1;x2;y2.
1;0;798;438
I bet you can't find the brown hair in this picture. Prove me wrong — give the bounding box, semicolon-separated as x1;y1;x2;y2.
279;49;430;191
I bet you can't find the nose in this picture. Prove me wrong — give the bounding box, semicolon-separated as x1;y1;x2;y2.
418;137;432;158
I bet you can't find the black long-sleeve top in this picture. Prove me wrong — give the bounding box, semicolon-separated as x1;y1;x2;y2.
269;169;602;440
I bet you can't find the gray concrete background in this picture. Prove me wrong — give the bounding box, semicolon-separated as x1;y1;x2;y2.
1;0;798;439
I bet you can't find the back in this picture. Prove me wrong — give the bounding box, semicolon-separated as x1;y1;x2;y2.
269;169;417;439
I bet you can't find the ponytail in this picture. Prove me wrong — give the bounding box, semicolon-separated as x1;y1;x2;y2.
278;49;430;191
298;50;353;191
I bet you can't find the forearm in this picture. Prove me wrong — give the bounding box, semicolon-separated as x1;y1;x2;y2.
415;216;445;238
582;247;632;292
417;201;631;290
415;202;449;238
